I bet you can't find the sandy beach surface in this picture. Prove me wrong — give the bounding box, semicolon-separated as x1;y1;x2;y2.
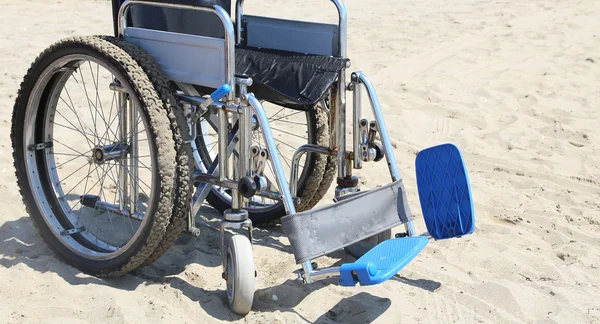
1;0;599;323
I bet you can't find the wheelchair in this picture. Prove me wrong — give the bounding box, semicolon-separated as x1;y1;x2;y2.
10;0;476;315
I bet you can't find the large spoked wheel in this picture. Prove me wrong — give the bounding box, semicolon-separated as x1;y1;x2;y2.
11;36;178;275
225;235;255;315
190;89;336;225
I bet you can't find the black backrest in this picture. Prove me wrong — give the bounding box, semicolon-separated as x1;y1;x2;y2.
113;0;232;38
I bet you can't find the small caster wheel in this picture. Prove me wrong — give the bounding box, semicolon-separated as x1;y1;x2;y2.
344;229;392;258
225;235;255;315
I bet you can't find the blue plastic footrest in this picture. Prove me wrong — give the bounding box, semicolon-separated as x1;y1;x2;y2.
339;237;428;287
415;143;475;240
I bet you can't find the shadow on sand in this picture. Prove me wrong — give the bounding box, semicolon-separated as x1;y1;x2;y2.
0;210;439;322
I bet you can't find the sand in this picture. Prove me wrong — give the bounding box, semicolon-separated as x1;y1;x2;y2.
0;0;599;323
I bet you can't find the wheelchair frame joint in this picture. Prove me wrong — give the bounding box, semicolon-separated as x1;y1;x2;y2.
109;80;127;93
28;141;53;151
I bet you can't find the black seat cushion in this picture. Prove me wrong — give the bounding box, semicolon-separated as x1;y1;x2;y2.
236;46;348;110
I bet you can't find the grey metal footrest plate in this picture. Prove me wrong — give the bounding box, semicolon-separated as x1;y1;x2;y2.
281;179;413;264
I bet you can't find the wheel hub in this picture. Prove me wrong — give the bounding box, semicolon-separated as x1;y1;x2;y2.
92;143;129;164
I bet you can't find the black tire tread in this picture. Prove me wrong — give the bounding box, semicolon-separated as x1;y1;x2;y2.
98;36;191;267
11;36;177;276
295;102;335;211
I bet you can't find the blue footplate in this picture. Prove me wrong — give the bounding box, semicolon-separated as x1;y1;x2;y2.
415;143;475;240
338;143;474;287
339;237;428;287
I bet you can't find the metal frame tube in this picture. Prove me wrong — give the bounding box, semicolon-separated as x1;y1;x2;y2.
90;199;144;222
129;100;139;213
354;72;416;236
235;0;347;55
308;266;340;282
230;109;241;210
331;0;347;58
238;88;253;210
218;107;229;181
331;0;348;182
189;130;238;221
118;93;128;211
247;95;295;215
290;144;336;197
111;0;121;37
354;72;399;181
352;78;362;169
236;0;245;44
334;77;347;180
248;93;322;278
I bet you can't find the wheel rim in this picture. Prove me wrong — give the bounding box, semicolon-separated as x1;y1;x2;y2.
23;54;157;260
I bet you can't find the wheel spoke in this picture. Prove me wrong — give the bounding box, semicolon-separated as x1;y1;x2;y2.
97;162;117;242
51;150;91;170
267;106;286;121
58;161;91;183
270;126;307;140
53;152;91;157
89;62;119;142
98;93;128;145
62;163;101;199
269;119;306;126
268;110;303;123
133;156;153;173
105;165;133;234
53;121;97;139
74;66;99;142
99;96;126;144
273;137;300;151
59;90;96;149
85;162;116;242
53;138;89;156
117;162;152;195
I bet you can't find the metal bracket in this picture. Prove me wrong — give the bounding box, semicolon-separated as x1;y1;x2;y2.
61;226;84;236
299;265;341;284
182;103;198;144
251;146;268;175
109;80;126;93
28;142;53;151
